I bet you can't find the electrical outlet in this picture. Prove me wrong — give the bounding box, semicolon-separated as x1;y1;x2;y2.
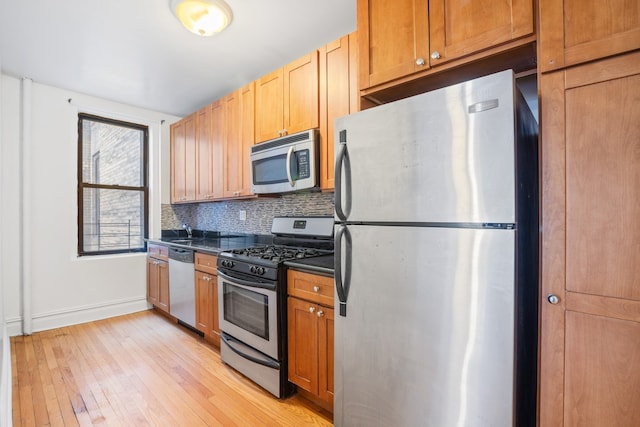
239;210;247;221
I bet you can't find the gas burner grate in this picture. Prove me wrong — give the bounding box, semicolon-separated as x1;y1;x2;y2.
228;245;323;263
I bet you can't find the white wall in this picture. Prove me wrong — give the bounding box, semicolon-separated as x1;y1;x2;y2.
0;59;13;427
1;74;179;336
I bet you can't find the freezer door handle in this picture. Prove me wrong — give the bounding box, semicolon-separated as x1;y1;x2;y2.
335;224;351;317
334;131;348;221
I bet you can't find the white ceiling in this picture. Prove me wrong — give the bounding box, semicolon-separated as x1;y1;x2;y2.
0;0;357;117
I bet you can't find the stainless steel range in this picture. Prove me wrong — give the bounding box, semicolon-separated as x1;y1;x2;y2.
216;216;334;398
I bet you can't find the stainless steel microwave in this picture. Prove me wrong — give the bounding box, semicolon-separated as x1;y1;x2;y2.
250;129;319;194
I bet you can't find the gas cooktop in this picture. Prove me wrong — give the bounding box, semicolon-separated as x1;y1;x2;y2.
225;245;330;263
217;216;334;273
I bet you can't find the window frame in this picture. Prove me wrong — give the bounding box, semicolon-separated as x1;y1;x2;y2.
77;113;149;256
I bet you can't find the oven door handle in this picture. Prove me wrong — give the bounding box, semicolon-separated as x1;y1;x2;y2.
217;269;277;291
221;333;280;369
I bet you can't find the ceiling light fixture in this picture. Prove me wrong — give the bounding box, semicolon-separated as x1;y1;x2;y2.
170;0;233;37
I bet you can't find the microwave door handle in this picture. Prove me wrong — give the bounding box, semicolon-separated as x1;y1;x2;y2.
286;146;295;187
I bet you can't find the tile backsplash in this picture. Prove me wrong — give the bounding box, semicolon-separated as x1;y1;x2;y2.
162;192;335;235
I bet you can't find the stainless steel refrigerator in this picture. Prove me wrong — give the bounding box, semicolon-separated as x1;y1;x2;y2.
333;70;538;426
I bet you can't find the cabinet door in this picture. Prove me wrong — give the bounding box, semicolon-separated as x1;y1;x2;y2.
539;0;640;72
195;272;213;333
429;0;534;66
223;90;242;198
319;33;358;191
357;0;430;89
239;82;255;196
539;52;640;427
255;68;284;142
287;297;318;394
196;105;214;200
210;279;219;342
223;83;254;198
317;306;334;405
284;51;319;135
146;257;159;305
209;100;225;199
170;115;197;203
157;259;170;313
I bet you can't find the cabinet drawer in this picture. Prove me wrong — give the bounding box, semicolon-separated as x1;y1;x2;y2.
195;252;218;274
288;270;334;307
148;243;168;261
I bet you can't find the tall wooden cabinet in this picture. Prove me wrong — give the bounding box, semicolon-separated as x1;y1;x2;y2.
318;32;359;191
357;0;535;91
539;0;640;72
255;51;319;143
539;50;640;427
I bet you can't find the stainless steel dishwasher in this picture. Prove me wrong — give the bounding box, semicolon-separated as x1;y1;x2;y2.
168;247;195;328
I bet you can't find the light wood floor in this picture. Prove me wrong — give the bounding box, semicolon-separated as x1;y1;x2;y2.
11;310;333;426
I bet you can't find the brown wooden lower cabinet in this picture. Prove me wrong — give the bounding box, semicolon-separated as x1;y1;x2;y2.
287;270;334;409
539;50;640;426
195;252;220;346
147;244;169;313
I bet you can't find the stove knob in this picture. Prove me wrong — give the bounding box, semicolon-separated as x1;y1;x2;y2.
257;267;266;275
250;265;256;273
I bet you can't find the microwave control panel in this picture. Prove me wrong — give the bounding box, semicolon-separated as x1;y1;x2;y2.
296;149;310;179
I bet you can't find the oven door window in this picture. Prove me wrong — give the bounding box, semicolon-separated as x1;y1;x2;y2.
223;282;270;340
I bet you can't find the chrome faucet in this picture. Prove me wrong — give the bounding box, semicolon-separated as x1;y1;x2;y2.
182;223;192;238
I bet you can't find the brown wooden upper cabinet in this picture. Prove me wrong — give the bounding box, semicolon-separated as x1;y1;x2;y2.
255;51;320;143
358;0;535;90
539;0;640;73
170;113;197;203
171;91;253;203
196;101;224;201
223;82;255;198
319;32;359;191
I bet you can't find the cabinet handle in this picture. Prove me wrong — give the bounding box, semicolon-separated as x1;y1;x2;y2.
309;306;316;313
416;57;425;66
313;286;320;292
547;294;560;304
431;51;441;60
316;310;324;317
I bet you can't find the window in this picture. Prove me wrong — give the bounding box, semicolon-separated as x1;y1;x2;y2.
77;113;148;255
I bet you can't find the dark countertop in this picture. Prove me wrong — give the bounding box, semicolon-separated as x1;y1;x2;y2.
285;254;334;276
149;230;334;275
147;230;272;255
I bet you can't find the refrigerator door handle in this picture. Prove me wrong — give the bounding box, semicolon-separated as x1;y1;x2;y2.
335;224;350;317
334;133;347;221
